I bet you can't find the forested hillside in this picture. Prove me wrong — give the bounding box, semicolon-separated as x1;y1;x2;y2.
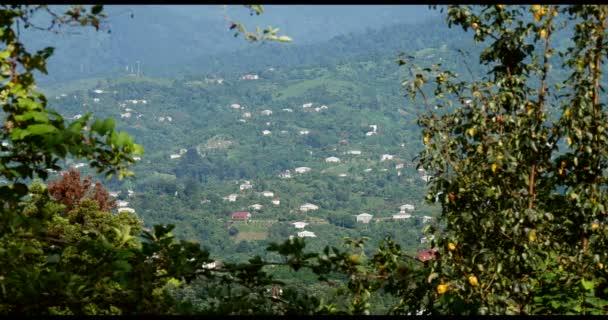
42;19;472;261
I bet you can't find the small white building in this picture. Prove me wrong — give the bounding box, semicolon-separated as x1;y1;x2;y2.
223;194;238;202
400;204;415;212
279;170;292;179
338;173;348;177
381;154;395;162
73;163;86;169
261;109;273;116
299;203;319;212
240;183;253;191
108;192;119;198
262;191;274;198
93;89;104;94
302;103;313;109
299;130;310;135
356;213;373;224
395;163;405;170
272;199;281;205
121;112;132;119
127;189;135;197
325;156;340;163
282;108;293;112
422;216;433;223
295;167;311;174
243;112;252;118
116;200;129;207
297;230;317;238
262;130;272;136
249;204;263;211
393;213;412;220
170;154;181;159
347;150;362;155
231;103;241;109
118;207;135;213
292;222;309;229
363;168;373;172
133;156;141;161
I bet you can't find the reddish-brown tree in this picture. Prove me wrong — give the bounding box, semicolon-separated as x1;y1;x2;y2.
48;169;116;212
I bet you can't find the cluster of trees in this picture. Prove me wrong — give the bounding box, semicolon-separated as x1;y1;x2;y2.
2;4;608;315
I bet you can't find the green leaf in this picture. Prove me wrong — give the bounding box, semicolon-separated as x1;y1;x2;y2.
91;4;103;15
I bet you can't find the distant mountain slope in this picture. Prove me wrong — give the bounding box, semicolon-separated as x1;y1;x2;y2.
24;5;438;85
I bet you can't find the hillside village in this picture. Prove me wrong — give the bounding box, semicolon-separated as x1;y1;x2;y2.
45;56;437;260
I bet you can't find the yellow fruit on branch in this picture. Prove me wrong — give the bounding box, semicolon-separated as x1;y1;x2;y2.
467;128;476;137
491;163;498;174
471;22;479;30
448;242;456;251
437;283;449;294
424;135;431;145
468;275;479;286
539;28;547;39
592;222;600;231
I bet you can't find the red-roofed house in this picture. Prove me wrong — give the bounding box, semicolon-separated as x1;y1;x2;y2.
231;211;251;220
416;248;438;262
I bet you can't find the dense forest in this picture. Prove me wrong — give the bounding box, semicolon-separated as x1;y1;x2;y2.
1;4;608;315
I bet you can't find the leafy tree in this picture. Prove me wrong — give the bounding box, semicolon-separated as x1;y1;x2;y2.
409;4;608;315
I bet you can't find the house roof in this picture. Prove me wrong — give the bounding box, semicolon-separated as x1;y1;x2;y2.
416;248;438;262
231;211;251;219
357;213;373;217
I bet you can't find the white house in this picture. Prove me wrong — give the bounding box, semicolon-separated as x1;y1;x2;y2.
223;194;238;202
381;154;395;161
422;216;433;223
299;130;310;135
249;204;263;210
302;102;313;109
299;203;319;212
170;154;181;159
297;230;317;238
262;191;274;198
133;156;141;161
118;207;135;213
93;89;104;94
400;204;415;211
240;183;253;191
325;156;340;163
338;173;348;177
262;130;272;136
393;213;412;220
279;170;293;179
295;167;311;174
395;163;405;170
261;109;273;116
292;222;309;229
127;189;135;197
116;200;129;207
347;150;362;155
108;192;119;198
231;103;241;109
243;112;252;118
120;112;131;119
272;199;281;205
73;163;86;169
356;213;373;224
282;108;294;112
